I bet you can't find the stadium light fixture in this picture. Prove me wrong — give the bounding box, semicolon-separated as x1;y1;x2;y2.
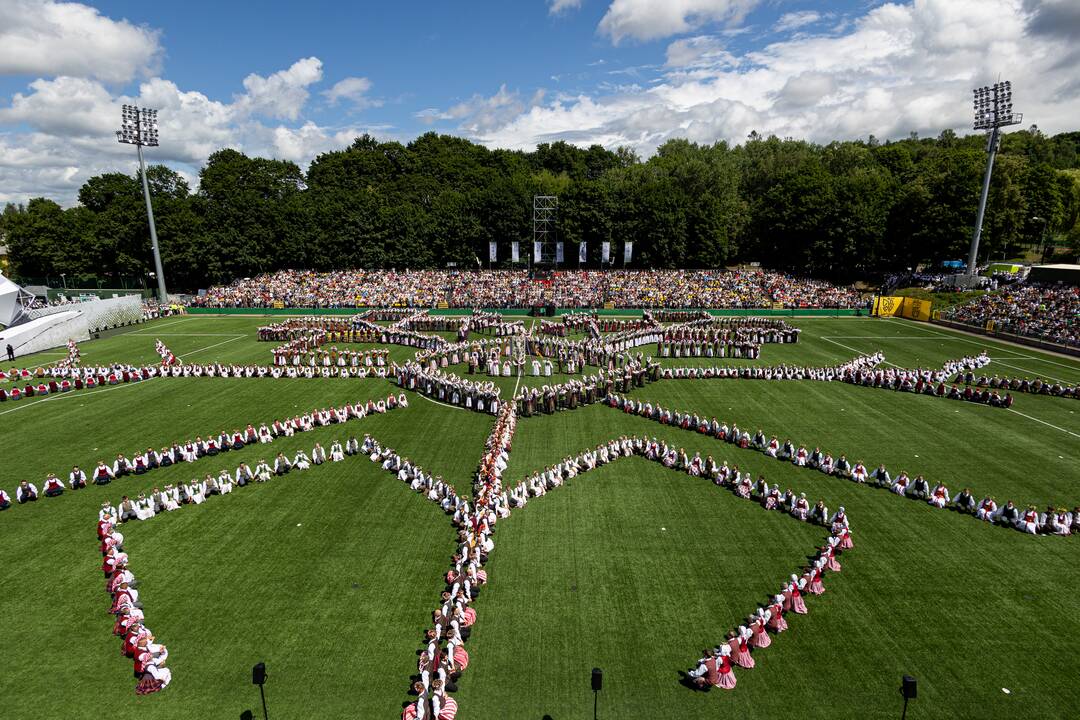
966;81;1022;279
116;104;168;303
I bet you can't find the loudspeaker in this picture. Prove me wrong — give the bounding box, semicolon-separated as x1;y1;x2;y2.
252;662;267;686
591;667;603;692
901;675;917;699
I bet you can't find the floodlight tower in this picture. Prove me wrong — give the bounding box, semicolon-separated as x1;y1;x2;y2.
967;81;1022;280
117;104;167;303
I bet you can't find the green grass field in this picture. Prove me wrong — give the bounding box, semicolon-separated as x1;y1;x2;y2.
2;314;1078;719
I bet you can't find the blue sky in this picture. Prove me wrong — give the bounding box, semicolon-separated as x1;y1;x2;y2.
1;0;1078;205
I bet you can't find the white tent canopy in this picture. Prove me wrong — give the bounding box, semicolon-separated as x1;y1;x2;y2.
0;274;35;328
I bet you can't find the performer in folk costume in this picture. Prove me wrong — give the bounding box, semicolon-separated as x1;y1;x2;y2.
953;488;977;513
17;481;38;503
1017;505;1040;534
786;574;808;614
728;627;754;669
689;645;737;690
69;465;87;489
976;496;998;522
928;482;950;508
43;474;64;497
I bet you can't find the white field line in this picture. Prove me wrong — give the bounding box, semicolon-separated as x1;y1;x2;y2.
177;335;246;358
887;319;1080;372
128;332;247;337
821;336;945;340
1005;408;1080;439
883;318;1029;357
141;318;192;330
414;391;468;412
889;319;1080;379
0;380;148;416
817;336;903;368
984;361;1073;385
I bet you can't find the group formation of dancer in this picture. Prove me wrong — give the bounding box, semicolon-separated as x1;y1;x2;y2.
957;373;1079;399
659;354;882;381
838;353;1012;407
102;435;366;523
154;339;180;366
98;510;172;694
493;428;854;695
658;318;800;359
395;361;502;414
272;343;390;369
402;405;517;720
0;396;404;515
513;363;659;416
94;429;396;694
256;317;357;342
687;531;847;691
605;393;1076;537
655;351;1012;407
55;338;81;368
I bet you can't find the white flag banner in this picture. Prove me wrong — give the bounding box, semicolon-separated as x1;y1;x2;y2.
579;242;587;263
556;242;564;263
602;241;611;264
511;241;519;263
534;241;542;262
489;241;497;262
624;241;634;264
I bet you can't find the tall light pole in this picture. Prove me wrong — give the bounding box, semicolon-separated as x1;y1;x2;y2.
1031;215;1049;263
116;104;167;303
967;81;1022;281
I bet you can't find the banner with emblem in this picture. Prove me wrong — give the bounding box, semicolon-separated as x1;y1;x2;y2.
624;241;633;264
901;297;932;321
556;242;564;263
511;241;519;263
534;241;542;262
872;296;904;317
579;242;587;263
602;241;611;264
488;241;497;262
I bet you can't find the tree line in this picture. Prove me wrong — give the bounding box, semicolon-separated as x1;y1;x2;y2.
3;128;1079;291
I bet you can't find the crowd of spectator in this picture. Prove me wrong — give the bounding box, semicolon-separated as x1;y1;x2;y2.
943;282;1080;347
191;269;867;310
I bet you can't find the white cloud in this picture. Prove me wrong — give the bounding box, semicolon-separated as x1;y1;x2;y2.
322;77;380;110
549;0;582;14
0;0;162;84
415;85;547;136
774;10;822;33
599;0;760;44
664;35;736;68
235;57;323;121
441;0;1078;162
0;56;396;206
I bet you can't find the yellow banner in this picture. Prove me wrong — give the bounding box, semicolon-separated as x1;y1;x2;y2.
872;296;904;317
901;297;931;322
272;300;284;309
873;295;931;321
